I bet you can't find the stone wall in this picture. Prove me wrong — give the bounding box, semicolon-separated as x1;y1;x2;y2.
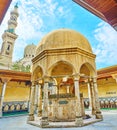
48;97;76;121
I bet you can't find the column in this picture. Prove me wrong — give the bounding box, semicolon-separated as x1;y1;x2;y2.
35;83;39;113
74;76;83;126
0;81;7;117
67;85;70;93
40;77;49;127
54;85;57;94
37;84;42;117
89;78;96;115
27;82;36;121
80;93;85;117
93;77;103;119
51;85;56;95
87;80;92;109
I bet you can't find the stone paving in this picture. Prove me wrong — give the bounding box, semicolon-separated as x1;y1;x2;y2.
28;115;102;128
0;110;117;130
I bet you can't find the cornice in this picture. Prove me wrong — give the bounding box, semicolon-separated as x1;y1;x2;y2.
32;47;96;64
0;69;31;81
97;65;117;79
2;31;18;40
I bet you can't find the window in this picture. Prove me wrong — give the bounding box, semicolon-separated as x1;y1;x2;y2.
7;45;10;51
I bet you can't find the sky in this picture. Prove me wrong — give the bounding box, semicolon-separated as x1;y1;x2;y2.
0;0;117;69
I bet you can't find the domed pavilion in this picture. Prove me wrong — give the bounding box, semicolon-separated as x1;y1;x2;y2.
27;29;103;127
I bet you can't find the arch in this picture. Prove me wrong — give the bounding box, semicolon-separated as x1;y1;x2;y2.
48;60;76;76
32;66;43;81
79;62;96;76
47;60;75;95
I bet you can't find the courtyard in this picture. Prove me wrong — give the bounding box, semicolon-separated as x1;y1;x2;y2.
0;110;117;130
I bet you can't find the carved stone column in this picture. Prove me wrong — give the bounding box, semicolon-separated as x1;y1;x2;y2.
89;79;96;115
87;80;92;109
51;85;57;94
37;84;42;117
53;85;57;94
27;82;36;121
67;85;70;93
74;76;83;126
40;76;49;127
0;78;11;117
0;82;7;117
93;77;103;119
35;83;39;113
80;93;85;117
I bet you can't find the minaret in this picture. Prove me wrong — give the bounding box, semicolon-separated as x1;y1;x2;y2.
0;3;19;69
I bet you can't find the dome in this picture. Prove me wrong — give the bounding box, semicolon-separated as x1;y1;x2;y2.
24;44;36;58
36;29;92;56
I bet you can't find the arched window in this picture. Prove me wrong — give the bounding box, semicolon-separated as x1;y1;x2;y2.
7;45;10;50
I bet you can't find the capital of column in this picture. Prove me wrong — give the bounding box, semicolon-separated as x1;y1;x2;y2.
38;79;43;85
112;74;117;83
43;75;50;83
73;74;80;81
92;76;97;83
1;77;11;83
84;79;89;83
31;81;38;86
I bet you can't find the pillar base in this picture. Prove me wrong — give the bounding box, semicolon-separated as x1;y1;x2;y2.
75;116;83;126
37;110;42;117
40;117;49;127
0;110;3;118
95;111;103;119
27;114;35;121
92;109;96;115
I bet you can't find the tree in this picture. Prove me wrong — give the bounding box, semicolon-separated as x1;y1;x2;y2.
11;62;31;72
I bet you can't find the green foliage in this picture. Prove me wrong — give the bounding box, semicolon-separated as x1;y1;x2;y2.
25;65;30;72
11;62;30;72
11;62;20;71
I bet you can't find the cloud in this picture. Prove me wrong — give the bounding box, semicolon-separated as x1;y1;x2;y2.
2;0;116;70
93;22;117;68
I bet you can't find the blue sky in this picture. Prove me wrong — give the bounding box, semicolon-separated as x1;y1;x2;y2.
0;0;117;69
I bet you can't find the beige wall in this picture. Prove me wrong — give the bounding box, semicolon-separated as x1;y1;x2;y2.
0;81;30;102
79;77;117;99
97;77;117;98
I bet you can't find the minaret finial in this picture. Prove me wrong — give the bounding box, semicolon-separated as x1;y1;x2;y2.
15;2;18;8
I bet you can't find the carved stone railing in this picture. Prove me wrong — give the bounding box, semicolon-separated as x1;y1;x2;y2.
84;96;117;109
2;101;29;114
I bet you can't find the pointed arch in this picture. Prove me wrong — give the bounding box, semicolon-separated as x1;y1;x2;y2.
48;60;76;76
79;62;96;76
32;66;43;81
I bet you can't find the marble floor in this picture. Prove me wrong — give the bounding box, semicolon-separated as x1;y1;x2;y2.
0;110;117;130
